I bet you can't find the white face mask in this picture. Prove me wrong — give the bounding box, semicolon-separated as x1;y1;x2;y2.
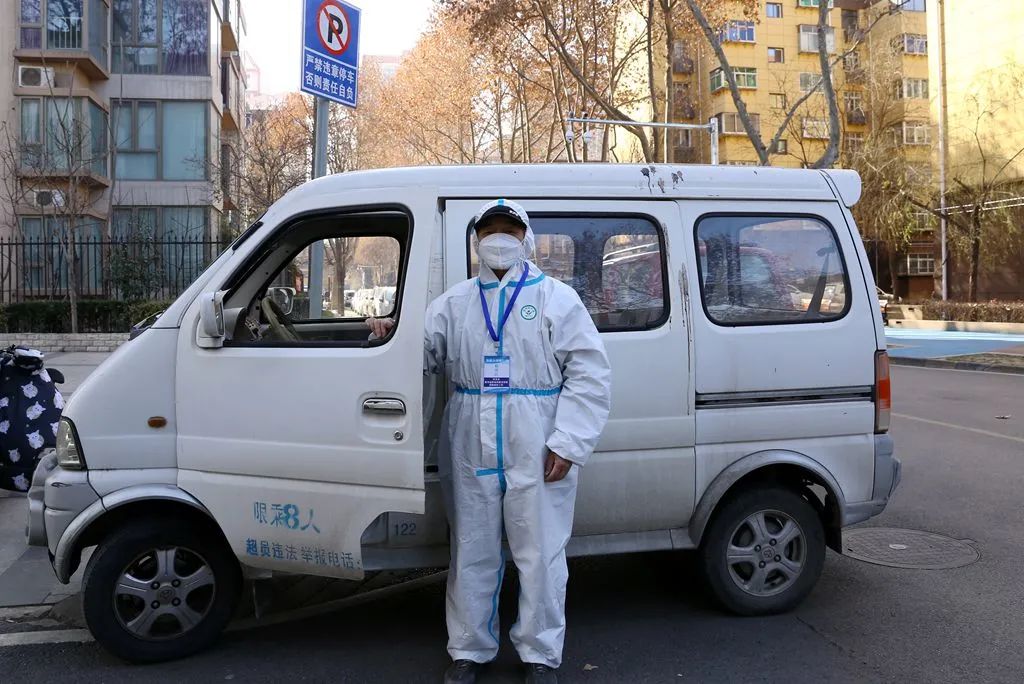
477;233;524;271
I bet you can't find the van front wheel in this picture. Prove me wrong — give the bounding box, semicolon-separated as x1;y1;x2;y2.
699;487;825;616
82;517;240;663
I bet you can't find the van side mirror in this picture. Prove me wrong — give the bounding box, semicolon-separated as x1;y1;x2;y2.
197;291;226;348
267;287;296;316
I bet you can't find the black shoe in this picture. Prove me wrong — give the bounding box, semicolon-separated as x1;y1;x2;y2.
524;663;558;684
444;659;482;684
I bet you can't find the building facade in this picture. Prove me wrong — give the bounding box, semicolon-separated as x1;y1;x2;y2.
928;0;1024;300
0;0;247;301
668;0;934;297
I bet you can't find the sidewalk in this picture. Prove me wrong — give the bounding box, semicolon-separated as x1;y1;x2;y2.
886;329;1024;374
0;352;109;611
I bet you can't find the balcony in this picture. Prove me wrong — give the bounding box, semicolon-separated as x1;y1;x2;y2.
672;55;695;75
16;0;110;80
847;108;867;125
673;98;696;120
222;0;245;53
845;68;866;85
221;56;246;132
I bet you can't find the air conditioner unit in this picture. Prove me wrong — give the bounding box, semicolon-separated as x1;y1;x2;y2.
34;190;65;208
18;65;56;88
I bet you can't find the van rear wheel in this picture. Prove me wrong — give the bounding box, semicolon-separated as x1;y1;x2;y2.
82;517;240;663
699;486;825;616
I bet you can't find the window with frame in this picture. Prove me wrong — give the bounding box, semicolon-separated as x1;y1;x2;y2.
695;214;849;326
717;111;759;135
799;25;836;53
895;78;928;99
230;212;410;347
772;139;789;154
18;215;104;294
767;3;783;18
902;252;935;275
711;67;757;91
799;72;822;92
112;99;208;180
797;0;833;7
111;0;210;75
902;120;930;145
20;0;43;48
768;47;785;63
802;117;829;139
724;20;756;43
902;33;927;55
19;96;107;176
844;91;863;113
675;129;694;148
896;0;926;11
844;132;864;152
844;50;861;71
770;92;788;109
468;216;668;332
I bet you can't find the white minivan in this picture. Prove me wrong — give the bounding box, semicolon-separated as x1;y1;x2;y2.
27;164;899;662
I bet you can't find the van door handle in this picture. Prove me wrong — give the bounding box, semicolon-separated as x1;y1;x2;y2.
362;398;406;415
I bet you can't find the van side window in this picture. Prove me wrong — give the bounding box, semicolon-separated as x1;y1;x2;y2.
468;215;667;331
695;215;849;326
226;210;409;347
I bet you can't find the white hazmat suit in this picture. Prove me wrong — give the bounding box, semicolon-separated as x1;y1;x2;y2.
424;202;612;668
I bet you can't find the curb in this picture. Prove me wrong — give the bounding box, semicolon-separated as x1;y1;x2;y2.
890;356;1024;375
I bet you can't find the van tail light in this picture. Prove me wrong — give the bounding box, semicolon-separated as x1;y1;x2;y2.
875;350;891;434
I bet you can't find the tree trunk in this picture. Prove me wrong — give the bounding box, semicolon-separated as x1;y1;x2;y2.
67;231;79;334
646;0;662;162
811;0;841;169
661;0;675;164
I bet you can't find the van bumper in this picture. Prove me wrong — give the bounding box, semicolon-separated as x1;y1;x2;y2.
842;434;901;526
26;450;100;580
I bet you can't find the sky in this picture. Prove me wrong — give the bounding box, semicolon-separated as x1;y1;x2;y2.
244;0;434;95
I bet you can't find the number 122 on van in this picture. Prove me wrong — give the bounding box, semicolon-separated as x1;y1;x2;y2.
252;501;320;533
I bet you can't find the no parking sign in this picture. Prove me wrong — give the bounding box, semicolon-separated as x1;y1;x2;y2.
300;0;360;108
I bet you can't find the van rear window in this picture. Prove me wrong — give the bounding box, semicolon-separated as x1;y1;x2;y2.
469;215;668;332
694;214;849;326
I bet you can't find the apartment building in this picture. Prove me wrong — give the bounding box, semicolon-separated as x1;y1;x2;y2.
668;0;932;297
0;0;247;300
928;0;1024;300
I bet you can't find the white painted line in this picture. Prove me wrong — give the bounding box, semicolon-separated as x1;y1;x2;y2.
892;364;1024;378
0;629;93;648
893;413;1024;445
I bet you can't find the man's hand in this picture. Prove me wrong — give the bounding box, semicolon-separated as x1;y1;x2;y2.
544;450;573;482
366;317;395;339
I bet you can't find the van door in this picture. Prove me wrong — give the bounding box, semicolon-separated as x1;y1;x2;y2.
175;205;429;579
681;201;878;505
443;199;696;538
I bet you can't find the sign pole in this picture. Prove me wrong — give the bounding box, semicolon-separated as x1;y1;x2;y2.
301;0;361;317
308;96;329;319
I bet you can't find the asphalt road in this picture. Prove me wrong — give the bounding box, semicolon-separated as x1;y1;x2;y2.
2;366;1022;683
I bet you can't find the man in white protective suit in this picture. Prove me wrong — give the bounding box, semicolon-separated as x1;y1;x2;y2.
367;199;612;684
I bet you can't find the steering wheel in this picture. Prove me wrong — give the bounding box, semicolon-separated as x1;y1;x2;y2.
261;296;300;342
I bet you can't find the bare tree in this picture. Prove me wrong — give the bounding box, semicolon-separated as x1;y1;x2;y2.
904;64;1024;300
684;0;911;167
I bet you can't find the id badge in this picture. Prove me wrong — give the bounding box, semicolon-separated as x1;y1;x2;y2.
482;354;511;394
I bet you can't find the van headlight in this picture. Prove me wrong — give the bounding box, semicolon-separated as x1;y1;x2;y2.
56;418;87;470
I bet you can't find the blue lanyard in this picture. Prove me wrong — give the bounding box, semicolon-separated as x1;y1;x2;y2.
478;265;529;344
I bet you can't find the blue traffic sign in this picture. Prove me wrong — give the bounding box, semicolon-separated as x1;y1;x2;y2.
300;0;360;108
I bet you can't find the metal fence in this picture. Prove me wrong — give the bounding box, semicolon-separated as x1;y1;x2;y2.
0;238;227;304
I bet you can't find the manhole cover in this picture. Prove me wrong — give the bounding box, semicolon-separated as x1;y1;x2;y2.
843;527;980;569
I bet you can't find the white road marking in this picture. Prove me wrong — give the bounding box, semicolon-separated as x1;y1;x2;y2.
893;413;1024;444
893;364;1024;378
0;629;93;648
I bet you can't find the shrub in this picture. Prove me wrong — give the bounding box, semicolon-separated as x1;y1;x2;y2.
0;300;173;334
919;301;1024;324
